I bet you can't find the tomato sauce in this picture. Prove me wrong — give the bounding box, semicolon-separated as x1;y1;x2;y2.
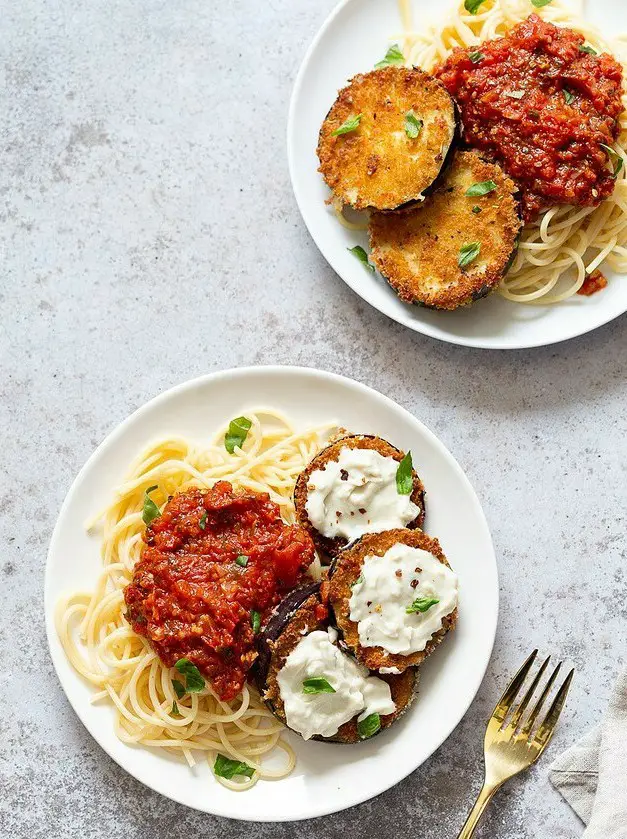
436;15;624;222
578;268;608;296
124;482;315;700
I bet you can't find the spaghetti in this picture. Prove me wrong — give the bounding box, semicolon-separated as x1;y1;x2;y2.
400;0;627;304
55;410;331;790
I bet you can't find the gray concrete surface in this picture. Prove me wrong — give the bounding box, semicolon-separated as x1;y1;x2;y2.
1;0;626;836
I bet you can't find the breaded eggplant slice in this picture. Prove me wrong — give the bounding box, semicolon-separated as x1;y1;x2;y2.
255;584;418;743
369;149;522;309
294;434;425;561
317;66;457;211
328;528;458;672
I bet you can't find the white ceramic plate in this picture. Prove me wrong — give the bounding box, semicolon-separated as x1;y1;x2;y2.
45;366;498;821
288;0;627;349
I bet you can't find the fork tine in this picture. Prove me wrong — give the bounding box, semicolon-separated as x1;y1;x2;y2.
491;650;537;724
510;655;550;730
532;668;575;749
520;661;562;737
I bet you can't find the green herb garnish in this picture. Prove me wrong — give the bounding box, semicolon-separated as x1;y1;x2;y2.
469;51;484;63
404;111;423;139
172;679;186;700
235;554;249;567
142;485;161;526
464;0;487;13
458;242;481;269
395;451;413;495
600;143;623;177
332;114;362;136
472;206;482;214
375;43;405;69
563;89;575;105
225;416;252;454
251;610;261;634
199;510;207;530
531;0;552;7
213;754;254;780
174;658;205;693
348;245;375;272
579;44;597;55
172;701;179;715
302;677;336;695
351;573;365;588
358;712;381;739
466;180;497;197
406;596;440;614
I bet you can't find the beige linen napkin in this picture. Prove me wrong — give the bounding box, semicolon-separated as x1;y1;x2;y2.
549;667;627;837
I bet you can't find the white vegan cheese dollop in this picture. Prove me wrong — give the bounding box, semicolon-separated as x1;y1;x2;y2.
349;543;458;656
276;627;395;740
305;447;420;542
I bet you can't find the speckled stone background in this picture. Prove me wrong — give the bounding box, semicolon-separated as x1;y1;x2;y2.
2;0;626;836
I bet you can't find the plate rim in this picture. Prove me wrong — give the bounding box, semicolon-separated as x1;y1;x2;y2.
44;365;499;820
286;0;627;350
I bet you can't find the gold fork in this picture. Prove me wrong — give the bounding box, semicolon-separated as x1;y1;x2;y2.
457;650;574;839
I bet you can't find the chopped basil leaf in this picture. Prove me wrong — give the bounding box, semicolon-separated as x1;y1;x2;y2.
504;90;525;100
235;554;249;567
395;451;413;496
142;485;161;526
600;144;623;177
172;701;179;715
174;658;205;693
466;180;497;197
358;712;381;739
375;43;405;69
531;0;552;7
351;573;365;588
404;111;423;139
348;245;375;272
251;610;261;634
213;754;254;780
464;0;487;13
472;205;482;214
406;596;440;614
563;89;575;105
172;679;186;699
469;51;484;64
458;242;481;268
332;114;362;136
199;510;207;530
579;44;597;55
302;677;336;695
224;416;252;454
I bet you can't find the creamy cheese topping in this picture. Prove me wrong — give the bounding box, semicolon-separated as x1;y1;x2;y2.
276;627;395;740
305;447;420;542
349;543;458;656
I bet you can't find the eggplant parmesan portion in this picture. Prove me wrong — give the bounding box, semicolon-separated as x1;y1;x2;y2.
317;66;457;211
328;528;458;673
369;149;522;310
294;434;425;561
255;585;417;743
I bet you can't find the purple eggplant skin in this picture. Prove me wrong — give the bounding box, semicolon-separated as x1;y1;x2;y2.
253;582;321;693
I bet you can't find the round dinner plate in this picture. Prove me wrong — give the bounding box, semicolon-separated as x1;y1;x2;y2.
45;366;498;821
287;0;627;349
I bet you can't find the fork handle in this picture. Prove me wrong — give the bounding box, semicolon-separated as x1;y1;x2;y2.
456;782;500;839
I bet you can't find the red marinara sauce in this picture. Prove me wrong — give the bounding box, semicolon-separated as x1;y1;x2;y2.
124;481;315;700
435;14;624;222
